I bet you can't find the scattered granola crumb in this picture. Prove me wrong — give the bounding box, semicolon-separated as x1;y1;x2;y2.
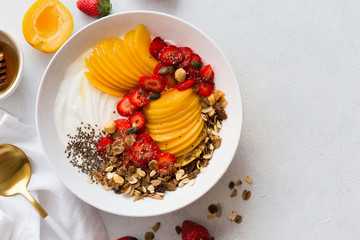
245;176;253;184
228;181;235;189
208;204;218;214
235;180;242;186
207;214;215;220
230;189;238;197
234;215;243;224
152;222;161;232
175;226;182;235
145;231;154;240
215;203;222;217
228;211;237;222
210;237;215;240
242;190;251;200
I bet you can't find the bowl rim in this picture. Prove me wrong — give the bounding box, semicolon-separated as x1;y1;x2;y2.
0;30;24;101
36;10;243;217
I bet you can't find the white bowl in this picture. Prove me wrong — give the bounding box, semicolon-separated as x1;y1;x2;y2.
36;11;242;217
0;30;24;101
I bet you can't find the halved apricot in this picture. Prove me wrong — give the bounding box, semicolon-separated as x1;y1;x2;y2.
22;0;74;53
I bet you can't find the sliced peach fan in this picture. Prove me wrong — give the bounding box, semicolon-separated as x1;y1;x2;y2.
22;0;73;53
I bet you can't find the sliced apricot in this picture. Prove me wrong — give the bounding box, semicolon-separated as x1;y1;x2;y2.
22;0;73;53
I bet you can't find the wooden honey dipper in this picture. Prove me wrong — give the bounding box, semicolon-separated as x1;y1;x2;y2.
0;50;7;88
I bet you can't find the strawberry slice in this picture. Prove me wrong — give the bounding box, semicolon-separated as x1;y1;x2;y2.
182;220;210;240
176;78;196;91
129;87;150;107
136;133;153;142
114;118;132;139
166;75;177;88
200;64;214;82
120;150;134;169
178;47;193;68
96;136;114;157
129;111;146;130
139;74;166;93
117;94;139;116
149;37;168;59
153;62;174;76
190;53;202;65
131;139;160;168
156;152;177;176
159;45;184;66
196;82;214;97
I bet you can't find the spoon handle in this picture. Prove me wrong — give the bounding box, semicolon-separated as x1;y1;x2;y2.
22;190;71;240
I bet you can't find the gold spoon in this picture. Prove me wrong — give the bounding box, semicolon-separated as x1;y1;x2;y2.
0;144;71;240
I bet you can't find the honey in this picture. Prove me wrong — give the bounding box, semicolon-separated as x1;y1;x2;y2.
0;41;19;93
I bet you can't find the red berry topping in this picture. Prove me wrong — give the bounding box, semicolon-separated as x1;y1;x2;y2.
131;140;160;168
159;45;184;66
117;236;138;240
166;75;177;88
182;220;210;240
178;47;193;68
191;53;202;65
184;65;200;78
153;62;174;76
136;133;153;142
96;136;114;157
176;78;196;91
200;64;214;82
129;87;150;107
156;152;176;176
114;118;131;138
149;37;168;59
139;74;166;93
120;150;134;168
117;94;139;116
196;82;214;97
129;111;146;130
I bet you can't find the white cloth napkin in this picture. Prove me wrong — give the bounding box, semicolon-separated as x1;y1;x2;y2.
0;109;109;240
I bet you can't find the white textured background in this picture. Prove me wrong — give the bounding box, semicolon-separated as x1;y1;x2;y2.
1;0;360;239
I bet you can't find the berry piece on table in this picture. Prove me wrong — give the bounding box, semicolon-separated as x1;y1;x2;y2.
182;220;210;240
117;237;138;240
96;136;114;157
129;87;150;107
76;0;112;18
117;94;139;116
200;64;214;82
176;78;196;91
129;111;146;130
196;82;214;97
156;152;176;176
159;45;184;66
139;74;166;93
149;37;168;59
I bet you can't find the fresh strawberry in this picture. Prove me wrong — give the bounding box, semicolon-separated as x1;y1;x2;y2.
190;53;202;65
76;0;112;18
96;136;114;157
196;82;214;97
131;140;160;168
182;220;210;240
184;65;200;78
136;133;153;142
120;151;134;169
114;118;131;139
200;64;214;82
178;47;193;68
149;37;168;59
153;63;174;76
156;152;176;176
117;236;138;240
176;78;196;91
129;87;150;107
139;74;166;93
159;45;184;66
117;94;139;116
129;111;146;130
